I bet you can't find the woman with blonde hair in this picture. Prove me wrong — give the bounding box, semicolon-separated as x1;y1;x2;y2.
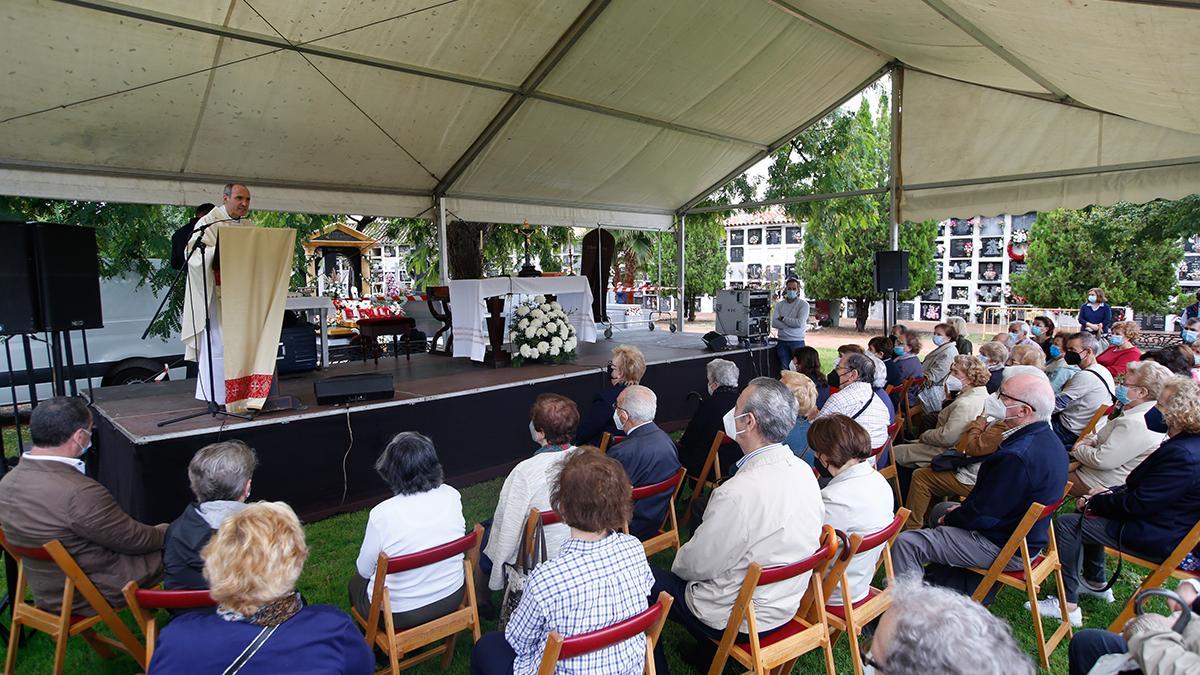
575;344;646;446
1096;320;1142;377
150;502;373;674
893;355;991;472
780;370;818;462
1009;342;1047;369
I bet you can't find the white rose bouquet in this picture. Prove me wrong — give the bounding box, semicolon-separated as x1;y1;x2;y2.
509;294;578;366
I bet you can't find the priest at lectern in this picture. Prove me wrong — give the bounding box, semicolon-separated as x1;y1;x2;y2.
181;183;295;413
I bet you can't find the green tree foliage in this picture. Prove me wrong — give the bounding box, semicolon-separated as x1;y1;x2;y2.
651;214;729;321
1012;204;1184;313
764;90;936;331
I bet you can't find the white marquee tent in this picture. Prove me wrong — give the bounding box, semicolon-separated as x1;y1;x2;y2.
2;0;1199;287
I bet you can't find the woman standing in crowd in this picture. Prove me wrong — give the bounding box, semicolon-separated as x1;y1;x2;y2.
1096;320;1142;377
1079;287;1113;335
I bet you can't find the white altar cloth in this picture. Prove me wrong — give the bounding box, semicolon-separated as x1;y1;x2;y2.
449;277;597;362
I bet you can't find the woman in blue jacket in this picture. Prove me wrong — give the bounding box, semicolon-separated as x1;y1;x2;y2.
1079;287;1113;335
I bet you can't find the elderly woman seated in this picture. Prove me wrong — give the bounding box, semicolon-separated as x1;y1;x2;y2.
888;331;924;389
349;432;466;630
893;355;991;470
978;341;1008;393
1067;360;1172;497
576;344;645;446
470;450;654;675
149;502;374;674
810;415;894;607
678;358;741;477
780;370;819;463
1097;320;1144;377
1009;342;1046;369
907;323;960;412
164;440;257;590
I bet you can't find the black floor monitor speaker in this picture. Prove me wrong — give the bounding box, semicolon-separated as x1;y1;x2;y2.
314;373;395;405
874;250;910;293
277;325;320;375
34;223;103;331
0;222;42;336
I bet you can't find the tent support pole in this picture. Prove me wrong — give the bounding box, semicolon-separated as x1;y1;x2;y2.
886;66;904;334
676;214;685;330
435;195;449;284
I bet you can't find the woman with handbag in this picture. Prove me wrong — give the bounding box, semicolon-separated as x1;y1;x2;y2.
893;356;990;471
149;502;373;674
470;449;655;675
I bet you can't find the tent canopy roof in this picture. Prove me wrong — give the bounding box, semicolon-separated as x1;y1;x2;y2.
2;0;1199;228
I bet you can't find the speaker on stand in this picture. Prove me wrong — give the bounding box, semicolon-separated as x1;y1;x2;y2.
874;251;910;336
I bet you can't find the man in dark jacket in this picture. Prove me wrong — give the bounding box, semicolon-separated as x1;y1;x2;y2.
677;358;741;477
607;385;681;540
1040;378;1200;626
892;368;1068;583
163;440;257;589
169;203;214;271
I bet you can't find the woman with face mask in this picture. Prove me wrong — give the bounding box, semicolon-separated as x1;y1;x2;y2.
1096;321;1143;377
1079;287;1112;335
1181;318;1200;383
1031;315;1056;359
887;332;923;389
1044;335;1080;394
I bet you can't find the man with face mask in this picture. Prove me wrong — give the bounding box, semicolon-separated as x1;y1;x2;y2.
771;278;810;371
1052;331;1116;449
677;359;742;477
891;368;1067;586
0;397;168;615
648;377;823;674
607;385;682;540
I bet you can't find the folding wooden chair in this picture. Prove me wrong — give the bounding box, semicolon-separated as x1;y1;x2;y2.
121;583;216;668
966;485;1072;669
822;509;909;675
707;525;838;675
1105;518;1200;632
899;377;925;436
0;529;145;675
522;508;563;557
599;432;626;454
874;420;904;504
682;430;734;527
351;524;484;674
536;591;672;675
1073;405;1115;449
623;468;686;557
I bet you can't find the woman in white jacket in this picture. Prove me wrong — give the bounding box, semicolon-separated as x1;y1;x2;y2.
893;355;991;468
1068;360;1172;497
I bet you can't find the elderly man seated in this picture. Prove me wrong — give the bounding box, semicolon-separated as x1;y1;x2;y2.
0;397;167;614
677;359;741;478
1036;377;1200;627
608;384;682;540
650;377;823;673
1052;331;1116;449
891;368;1067;586
1008;320;1038;349
818;353;891;451
164;440;257;589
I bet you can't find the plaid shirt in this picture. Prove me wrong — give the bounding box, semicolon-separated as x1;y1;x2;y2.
506;533;654;675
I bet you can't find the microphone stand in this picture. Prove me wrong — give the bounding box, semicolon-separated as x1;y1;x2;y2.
155;218;250;427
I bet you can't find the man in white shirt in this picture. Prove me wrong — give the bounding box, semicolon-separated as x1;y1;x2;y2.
819;354;891;450
649;377;823;672
771;278;810;371
1053;331;1116;449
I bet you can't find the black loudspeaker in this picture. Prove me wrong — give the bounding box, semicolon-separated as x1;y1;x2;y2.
873;250;910;292
33;223;103;331
314;373;394;405
277;325;319;375
0;222;43;336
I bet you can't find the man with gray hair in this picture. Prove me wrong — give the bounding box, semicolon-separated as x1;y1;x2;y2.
867;575;1034;674
818;353;891;450
891;369;1067;585
677;359;742;477
1052;331;1116;449
609;385;681;540
649;377;823;672
163;440;258;589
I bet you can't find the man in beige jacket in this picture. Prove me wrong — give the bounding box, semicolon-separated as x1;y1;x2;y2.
0;397;167;614
649;377;824;672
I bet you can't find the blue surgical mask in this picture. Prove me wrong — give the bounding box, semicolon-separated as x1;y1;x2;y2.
932;335;946;346
785;290;799;301
1115;384;1130;405
1183;330;1198;345
1049;344;1063;359
1088;294;1098;304
893;345;905;357
976;354;988;364
1108;335;1125;346
1008;332;1020;343
1030;325;1043;337
1145;406;1168;434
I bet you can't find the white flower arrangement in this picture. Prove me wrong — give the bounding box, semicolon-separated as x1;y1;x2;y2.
509;294;578;366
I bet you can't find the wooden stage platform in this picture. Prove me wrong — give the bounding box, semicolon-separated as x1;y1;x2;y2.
93;332;777;523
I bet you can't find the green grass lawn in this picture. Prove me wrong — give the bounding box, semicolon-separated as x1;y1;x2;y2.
0;350;1165;673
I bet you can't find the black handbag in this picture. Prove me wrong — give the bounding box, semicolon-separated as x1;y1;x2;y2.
930;449;985;472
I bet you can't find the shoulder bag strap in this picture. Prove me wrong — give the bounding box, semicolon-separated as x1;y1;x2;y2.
1081;367;1115;402
850;391;873;420
223;624;279;675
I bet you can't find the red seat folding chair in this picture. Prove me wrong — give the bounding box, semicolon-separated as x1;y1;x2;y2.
351;525;484;674
874;420;903;504
0;529;145;675
522;509;562;559
624;468;687;557
683;431;735;527
121;583;216;668
966;485;1072;669
1105;518;1200;632
822;509;909;675
536;591;673;675
707;525;838;675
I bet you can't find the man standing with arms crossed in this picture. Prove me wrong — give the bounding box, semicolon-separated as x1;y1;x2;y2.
772;277;810;372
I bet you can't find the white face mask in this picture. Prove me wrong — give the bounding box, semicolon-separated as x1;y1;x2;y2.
723;408;749;440
612;409;625;430
982;394;1009;420
529;420;541;445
